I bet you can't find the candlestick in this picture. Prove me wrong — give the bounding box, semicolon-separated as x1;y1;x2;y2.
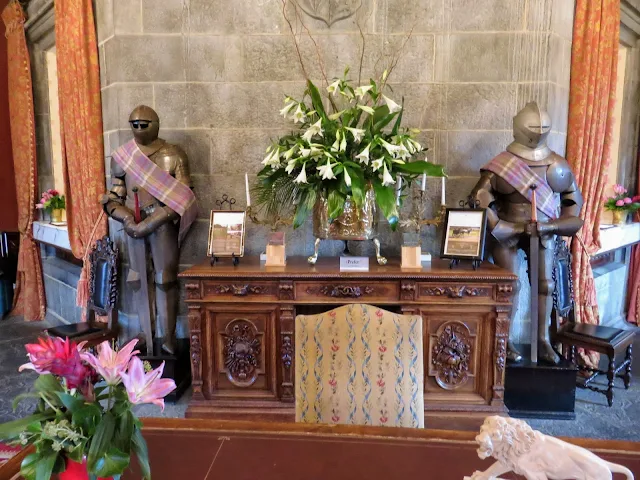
245;173;251;207
396;176;403;206
441;176;446;205
421;173;427;192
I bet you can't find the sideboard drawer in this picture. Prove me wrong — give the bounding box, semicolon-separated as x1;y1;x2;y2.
417;283;494;302
295;281;399;302
202;281;279;301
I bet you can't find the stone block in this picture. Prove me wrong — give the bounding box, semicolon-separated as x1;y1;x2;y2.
116;84;155;129
374;0;444;33
448;33;514;82
142;0;184;33
547;84;569;134
60;283;79;324
186;0;233;34
525;0;552;32
443;175;481;208
446;130;511;176
185;82;307;129
178;219;210;265
310;34;381;82
209;129;290;175
100;85;118;132
31;51;49;116
445;83;516;130
241;35;304;82
113;0;142;34
547;132;567;157
192;173;248;215
96;0;114;43
187;36;243;82
99;44;107;88
451;0;525;31
548;36;571;89
153;84;188;129
43;275;60;317
188;0;290;34
516;82;549;113
104;36;185;83
381;34;434;83
550;0;575;39
514;32;550;82
385;83;442;130
286;0;375;34
160;129;211;175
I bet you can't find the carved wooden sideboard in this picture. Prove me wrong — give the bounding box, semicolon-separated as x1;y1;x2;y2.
179;256;517;430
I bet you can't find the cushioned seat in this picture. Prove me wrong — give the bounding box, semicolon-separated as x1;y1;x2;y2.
295;304;424;428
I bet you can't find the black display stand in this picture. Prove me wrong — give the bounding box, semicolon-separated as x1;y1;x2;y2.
505;344;577;420
139;338;191;403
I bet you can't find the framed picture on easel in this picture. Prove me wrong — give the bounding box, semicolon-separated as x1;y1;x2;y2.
440;208;488;269
207;210;246;265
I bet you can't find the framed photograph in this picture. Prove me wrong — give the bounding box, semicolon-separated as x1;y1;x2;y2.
207;210;246;257
440;208;488;261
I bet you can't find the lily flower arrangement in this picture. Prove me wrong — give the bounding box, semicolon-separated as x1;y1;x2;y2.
0;337;175;480
253;68;445;229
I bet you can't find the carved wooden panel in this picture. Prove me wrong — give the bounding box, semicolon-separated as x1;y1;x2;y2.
496;284;513;303
279;305;295;402
278;281;295;301
202;281;278;301
185;282;201;300
400;281;417;301
430;321;473;390
418;283;493;302
295;281;399;302
188;307;204;400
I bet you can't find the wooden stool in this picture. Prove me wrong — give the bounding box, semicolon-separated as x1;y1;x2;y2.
555;323;635;407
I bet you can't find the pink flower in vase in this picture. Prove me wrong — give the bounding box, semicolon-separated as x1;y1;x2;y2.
120;356;176;411
613;184;627;195
616;200;625;207
35;203;44;209
81;338;139;385
624;197;633;204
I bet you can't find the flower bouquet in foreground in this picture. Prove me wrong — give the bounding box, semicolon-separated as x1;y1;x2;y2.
604;184;640;224
0;337;175;480
252;68;445;230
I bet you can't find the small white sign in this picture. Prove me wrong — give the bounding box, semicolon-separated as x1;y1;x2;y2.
340;256;370;271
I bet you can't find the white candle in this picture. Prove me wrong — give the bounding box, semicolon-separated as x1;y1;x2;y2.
421;173;427;192
441;176;446;206
396;176;403;206
245;173;251;207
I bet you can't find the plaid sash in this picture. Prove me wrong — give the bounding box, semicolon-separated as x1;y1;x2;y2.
112;139;197;245
482;151;559;219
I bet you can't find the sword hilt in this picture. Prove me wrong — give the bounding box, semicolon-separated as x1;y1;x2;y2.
132;187;141;223
530;184;538;224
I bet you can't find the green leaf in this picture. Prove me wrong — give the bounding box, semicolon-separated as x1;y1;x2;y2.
131;427;151;480
12;392;41;411
94;446;130;478
20;453;39;480
373;111;400;133
72;403;103;437
87;411;116;471
327;188;346;220
293;189;316;229
372;104;390;125
114;411;135;454
390;98;405;136
373;178;399;230
34;374;63;394
307;80;326;119
345;165;365;208
67;440;87;463
55;392;85;413
395;161;446;177
35;450;58;480
0;412;55;441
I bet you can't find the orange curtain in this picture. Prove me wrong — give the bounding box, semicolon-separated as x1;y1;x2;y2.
566;0;619;367
2;1;46;321
54;0;107;311
627;162;640;324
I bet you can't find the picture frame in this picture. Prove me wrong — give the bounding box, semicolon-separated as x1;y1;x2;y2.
207;210;247;259
440;208;488;265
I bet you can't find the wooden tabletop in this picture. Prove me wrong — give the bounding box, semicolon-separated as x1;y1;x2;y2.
179;256;518;280
2;419;639;480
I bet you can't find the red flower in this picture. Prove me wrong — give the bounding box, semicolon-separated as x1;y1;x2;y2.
328;378;337;387
20;337;91;389
377;378;385;388
378;345;387;353
633;195;640;203
380;416;388;424
48;189;59;196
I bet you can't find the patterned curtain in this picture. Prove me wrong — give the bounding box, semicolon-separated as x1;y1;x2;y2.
2;1;46;321
54;0;107;312
566;0;620;366
627;164;640;324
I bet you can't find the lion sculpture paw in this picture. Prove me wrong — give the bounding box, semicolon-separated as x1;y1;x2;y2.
465;416;634;480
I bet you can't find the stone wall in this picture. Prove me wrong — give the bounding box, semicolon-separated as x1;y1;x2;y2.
95;0;575;340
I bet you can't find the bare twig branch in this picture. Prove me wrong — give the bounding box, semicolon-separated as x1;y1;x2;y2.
281;0;309;80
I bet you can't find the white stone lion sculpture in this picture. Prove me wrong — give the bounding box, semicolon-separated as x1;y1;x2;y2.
464;416;634;480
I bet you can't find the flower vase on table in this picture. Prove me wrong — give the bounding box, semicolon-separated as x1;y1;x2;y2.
612;210;628;225
36;189;66;225
0;337;176;480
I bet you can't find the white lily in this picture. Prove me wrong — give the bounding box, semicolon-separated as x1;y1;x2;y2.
283;146;297;160
355;144;371;165
340;89;354;100
285;158;298;174
327;79;341;96
358;105;375;115
340;133;347;152
382;95;402;114
380;139;402;157
345;127;366;143
261;148;280;167
317;159;337;180
280;101;296;118
397;144;411;160
331;136;340;152
408;139;422;154
300;148;312;158
372;157;384;172
344;167;352;187
302;119;324;143
309;145;324;156
381;162;396;186
292;105;307;123
329;110;345;120
355;85;374;99
294;164;308;184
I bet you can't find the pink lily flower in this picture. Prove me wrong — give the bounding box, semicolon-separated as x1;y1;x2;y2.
82;339;139;385
120;357;176;411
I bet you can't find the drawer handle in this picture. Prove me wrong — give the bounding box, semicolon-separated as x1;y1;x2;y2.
307;285;375;298
215;284;266;296
423;286;479;298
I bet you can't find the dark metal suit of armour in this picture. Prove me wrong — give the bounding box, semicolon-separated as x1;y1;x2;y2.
470;102;583;365
103;105;192;355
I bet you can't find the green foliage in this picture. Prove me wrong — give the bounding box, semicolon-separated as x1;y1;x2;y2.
254;68;446;228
